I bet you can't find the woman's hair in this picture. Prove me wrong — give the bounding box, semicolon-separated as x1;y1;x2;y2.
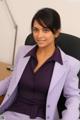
31;8;61;33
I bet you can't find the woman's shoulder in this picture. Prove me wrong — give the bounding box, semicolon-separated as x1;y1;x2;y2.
60;48;80;72
17;45;35;56
19;45;35;52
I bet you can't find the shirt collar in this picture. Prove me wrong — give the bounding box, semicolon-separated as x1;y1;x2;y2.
49;48;63;65
24;46;37;58
24;46;63;65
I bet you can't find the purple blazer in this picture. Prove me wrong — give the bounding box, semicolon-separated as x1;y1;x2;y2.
0;45;80;120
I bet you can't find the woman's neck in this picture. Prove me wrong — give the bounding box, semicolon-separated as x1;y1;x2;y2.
37;44;56;57
34;44;56;72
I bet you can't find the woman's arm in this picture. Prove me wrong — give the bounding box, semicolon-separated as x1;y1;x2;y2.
0;45;24;96
62;59;80;120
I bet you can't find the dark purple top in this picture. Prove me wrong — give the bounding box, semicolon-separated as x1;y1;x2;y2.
8;46;63;119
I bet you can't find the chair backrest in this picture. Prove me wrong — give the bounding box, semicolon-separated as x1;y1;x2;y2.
25;33;80;118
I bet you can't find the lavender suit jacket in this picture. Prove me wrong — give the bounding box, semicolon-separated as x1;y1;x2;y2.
0;45;80;120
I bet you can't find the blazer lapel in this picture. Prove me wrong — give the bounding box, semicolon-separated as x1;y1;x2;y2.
48;62;66;93
12;56;31;91
15;56;30;84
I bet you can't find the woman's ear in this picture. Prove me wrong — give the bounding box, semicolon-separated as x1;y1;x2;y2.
54;29;61;38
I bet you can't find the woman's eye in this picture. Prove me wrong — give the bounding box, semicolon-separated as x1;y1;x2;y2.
32;28;38;32
43;28;49;32
32;27;50;33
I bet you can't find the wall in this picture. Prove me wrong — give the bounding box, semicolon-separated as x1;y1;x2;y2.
0;0;80;64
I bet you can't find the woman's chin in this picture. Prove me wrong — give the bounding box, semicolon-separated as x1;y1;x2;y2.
37;44;46;48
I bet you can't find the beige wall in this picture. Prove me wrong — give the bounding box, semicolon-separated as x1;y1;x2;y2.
0;0;80;64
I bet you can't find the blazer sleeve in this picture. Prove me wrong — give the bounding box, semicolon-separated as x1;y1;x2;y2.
0;45;25;96
61;58;80;120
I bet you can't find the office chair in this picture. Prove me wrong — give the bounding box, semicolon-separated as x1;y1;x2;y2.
25;33;80;118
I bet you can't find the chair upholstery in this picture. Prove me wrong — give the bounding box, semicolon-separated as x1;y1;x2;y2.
25;33;80;118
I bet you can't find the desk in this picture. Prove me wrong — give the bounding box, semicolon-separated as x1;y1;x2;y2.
0;62;12;103
0;62;11;80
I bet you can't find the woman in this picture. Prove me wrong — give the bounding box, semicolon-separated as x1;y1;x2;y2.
0;8;80;120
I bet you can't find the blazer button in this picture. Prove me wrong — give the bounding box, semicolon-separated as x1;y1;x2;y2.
47;105;50;108
0;115;5;119
7;94;10;97
47;116;50;119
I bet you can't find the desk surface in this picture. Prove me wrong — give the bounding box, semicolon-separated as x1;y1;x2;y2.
0;62;11;80
0;62;12;102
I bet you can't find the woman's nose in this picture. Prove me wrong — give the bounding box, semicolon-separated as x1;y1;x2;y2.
38;30;44;38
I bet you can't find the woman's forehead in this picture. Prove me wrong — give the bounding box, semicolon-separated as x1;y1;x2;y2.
33;20;47;28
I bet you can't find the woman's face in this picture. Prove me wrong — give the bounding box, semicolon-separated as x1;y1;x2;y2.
32;20;59;48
